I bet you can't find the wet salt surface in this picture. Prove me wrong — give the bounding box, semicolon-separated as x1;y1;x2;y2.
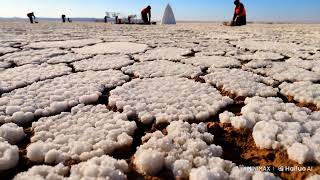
0;22;319;179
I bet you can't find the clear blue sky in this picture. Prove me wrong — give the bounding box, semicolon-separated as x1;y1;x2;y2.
1;0;320;22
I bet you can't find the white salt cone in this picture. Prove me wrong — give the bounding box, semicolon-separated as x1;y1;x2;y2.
161;4;176;25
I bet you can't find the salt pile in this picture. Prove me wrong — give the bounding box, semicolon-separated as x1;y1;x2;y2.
0;138;19;172
72;55;133;71
73;42;149;55
0;63;71;93
109;77;233;124
203;68;278;97
27;104;136;163
121;60;202;78
13;164;68;180
0;70;129;125
161;4;176;25
0;123;25;145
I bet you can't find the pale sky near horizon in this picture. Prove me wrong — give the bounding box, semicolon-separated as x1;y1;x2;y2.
1;0;320;22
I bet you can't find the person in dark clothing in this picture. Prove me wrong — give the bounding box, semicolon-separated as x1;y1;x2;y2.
232;0;246;26
67;18;72;23
141;6;151;24
62;14;66;23
104;16;108;23
27;12;36;24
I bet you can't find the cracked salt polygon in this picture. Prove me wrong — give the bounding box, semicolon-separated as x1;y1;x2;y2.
0;70;129;125
26;39;102;49
72;55;133;71
109;77;233;124
0;63;71;93
243;59;273;69
0;138;19;172
134;121;224;178
286;58;320;74
280;82;320;108
72;42;148;55
161;4;176;25
121;60;202;78
0;48;67;65
0;123;25;145
203;68;278;97
69;155;129;180
0;47;19;55
226;97;320;164
235;51;284;61
132;47;191;62
13;163;68;180
182;56;241;69
252;62;320;82
47;53;93;64
0;61;11;69
27;104;136;163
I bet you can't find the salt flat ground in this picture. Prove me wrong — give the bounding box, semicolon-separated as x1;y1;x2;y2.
0;22;320;180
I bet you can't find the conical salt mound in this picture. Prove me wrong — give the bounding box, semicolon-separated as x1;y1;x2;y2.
161;4;176;25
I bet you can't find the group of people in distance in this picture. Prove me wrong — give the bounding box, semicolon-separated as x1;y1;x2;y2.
27;0;246;26
61;15;72;23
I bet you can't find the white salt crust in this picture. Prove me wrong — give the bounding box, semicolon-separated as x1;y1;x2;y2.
132;47;191;62
0;70;129;125
243;59;273;69
0;63;71;93
0;47;19;54
73;42;149;55
0;123;25;145
69;155;129;180
306;174;320;180
236;51;284;61
47;53;93;64
14;156;129;180
27;104;136;164
182;56;241;69
72;55;133;71
109;77;233;124
221;96;320;164
0;61;12;69
121;60;202;78
203;68;278;97
134;121;224;178
252;62;320;82
26;39;102;49
13;164;68;180
0;48;67;65
0;138;19;172
280;82;320;109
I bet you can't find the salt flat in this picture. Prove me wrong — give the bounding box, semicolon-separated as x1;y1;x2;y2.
0;22;320;180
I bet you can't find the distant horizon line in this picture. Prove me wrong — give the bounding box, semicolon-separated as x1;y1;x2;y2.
1;17;320;24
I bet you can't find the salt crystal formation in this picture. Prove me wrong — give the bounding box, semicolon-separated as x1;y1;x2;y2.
252;62;320;82
13;164;68;180
0;48;67;65
134;121;224;178
27;104;136;163
26;39;102;49
0;63;71;93
280;82;320;108
0;70;129;125
221;96;320;164
203;68;278;97
47;53;93;64
161;4;176;25
73;42;149;55
0;47;19;55
182;56;241;69
286;58;320;74
236;51;284;61
0;61;12;69
72;55;133;71
0;123;25;144
109;77;233;124
0;138;19;172
69;155;129;180
121;60;202;78
133;47;191;61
